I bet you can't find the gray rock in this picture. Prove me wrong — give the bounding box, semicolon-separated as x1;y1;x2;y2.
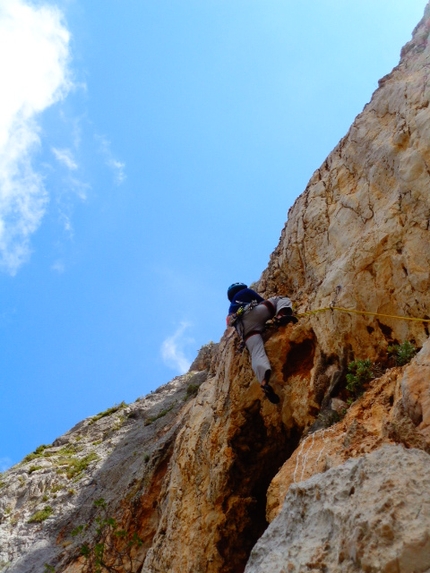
0;371;201;572
245;445;430;573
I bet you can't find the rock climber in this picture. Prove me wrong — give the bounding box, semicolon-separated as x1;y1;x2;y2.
226;282;297;404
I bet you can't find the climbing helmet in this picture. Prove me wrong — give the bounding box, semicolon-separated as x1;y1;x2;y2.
227;282;247;301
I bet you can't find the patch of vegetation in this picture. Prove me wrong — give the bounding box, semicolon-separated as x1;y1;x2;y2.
341;342;419;405
23;444;51;463
184;383;200;400
346;359;374;398
56;452;99;480
51;483;64;494
113;416;126;431
388;340;418;366
90;402;126;425
28;506;53;524
28;465;43;474
58;444;83;456
44;565;55;573
71;524;85;537
73;498;143;573
144;404;175;426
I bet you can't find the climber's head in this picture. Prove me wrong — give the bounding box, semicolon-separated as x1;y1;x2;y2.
227;283;247;302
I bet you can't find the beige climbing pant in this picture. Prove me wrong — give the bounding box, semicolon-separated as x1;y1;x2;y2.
242;296;292;383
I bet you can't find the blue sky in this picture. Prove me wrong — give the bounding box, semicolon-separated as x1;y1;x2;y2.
0;0;427;469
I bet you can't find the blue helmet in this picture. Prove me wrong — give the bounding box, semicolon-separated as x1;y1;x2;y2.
227;282;247;301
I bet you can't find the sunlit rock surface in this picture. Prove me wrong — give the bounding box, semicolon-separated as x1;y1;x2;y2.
246;446;430;573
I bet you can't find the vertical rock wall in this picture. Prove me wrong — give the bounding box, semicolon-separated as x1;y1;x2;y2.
142;331;311;573
261;3;430;364
142;5;430;572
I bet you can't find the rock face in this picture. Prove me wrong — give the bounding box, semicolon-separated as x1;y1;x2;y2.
0;370;209;572
265;338;430;523
246;445;430;573
2;5;430;573
260;2;430;365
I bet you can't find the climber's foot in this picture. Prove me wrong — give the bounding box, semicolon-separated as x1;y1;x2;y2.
277;315;298;326
261;383;280;404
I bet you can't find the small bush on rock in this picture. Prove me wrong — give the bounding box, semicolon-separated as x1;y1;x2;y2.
346;359;374;398
387;340;417;366
28;506;53;523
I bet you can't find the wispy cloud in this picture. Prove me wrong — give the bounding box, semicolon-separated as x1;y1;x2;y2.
161;322;194;374
52;147;78;170
97;135;126;185
0;0;72;274
51;259;65;274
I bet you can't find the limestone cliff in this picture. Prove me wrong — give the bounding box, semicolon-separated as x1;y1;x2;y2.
3;4;430;573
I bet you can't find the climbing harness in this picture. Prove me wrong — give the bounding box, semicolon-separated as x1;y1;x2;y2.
229;299;261;352
229;299;260;326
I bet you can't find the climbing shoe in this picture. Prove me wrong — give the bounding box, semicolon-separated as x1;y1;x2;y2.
261;383;280;404
275;308;298;326
276;314;298;326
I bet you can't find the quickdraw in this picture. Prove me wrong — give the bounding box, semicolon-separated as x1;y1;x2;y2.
229;299;260;326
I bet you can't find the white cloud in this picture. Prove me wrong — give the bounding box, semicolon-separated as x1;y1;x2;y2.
51;259;65;273
161;322;194;374
69;177;90;201
97;135;126;185
52;147;78;170
0;0;72;274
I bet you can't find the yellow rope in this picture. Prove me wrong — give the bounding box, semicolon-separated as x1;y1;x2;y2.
296;306;430;323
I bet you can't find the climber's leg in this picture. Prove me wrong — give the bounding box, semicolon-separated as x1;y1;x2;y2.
245;333;271;384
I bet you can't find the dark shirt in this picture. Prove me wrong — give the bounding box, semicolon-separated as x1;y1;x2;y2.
228;288;264;315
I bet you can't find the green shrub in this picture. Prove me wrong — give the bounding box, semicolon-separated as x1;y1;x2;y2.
57;452;99;480
90;402;126;424
387;341;417;366
28;465;43;474
60;444;81;454
51;484;64;494
75;499;143;573
346;359;374;398
28;506;53;523
23;444;51;463
71;524;85;537
185;383;199;400
144;404;174;426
